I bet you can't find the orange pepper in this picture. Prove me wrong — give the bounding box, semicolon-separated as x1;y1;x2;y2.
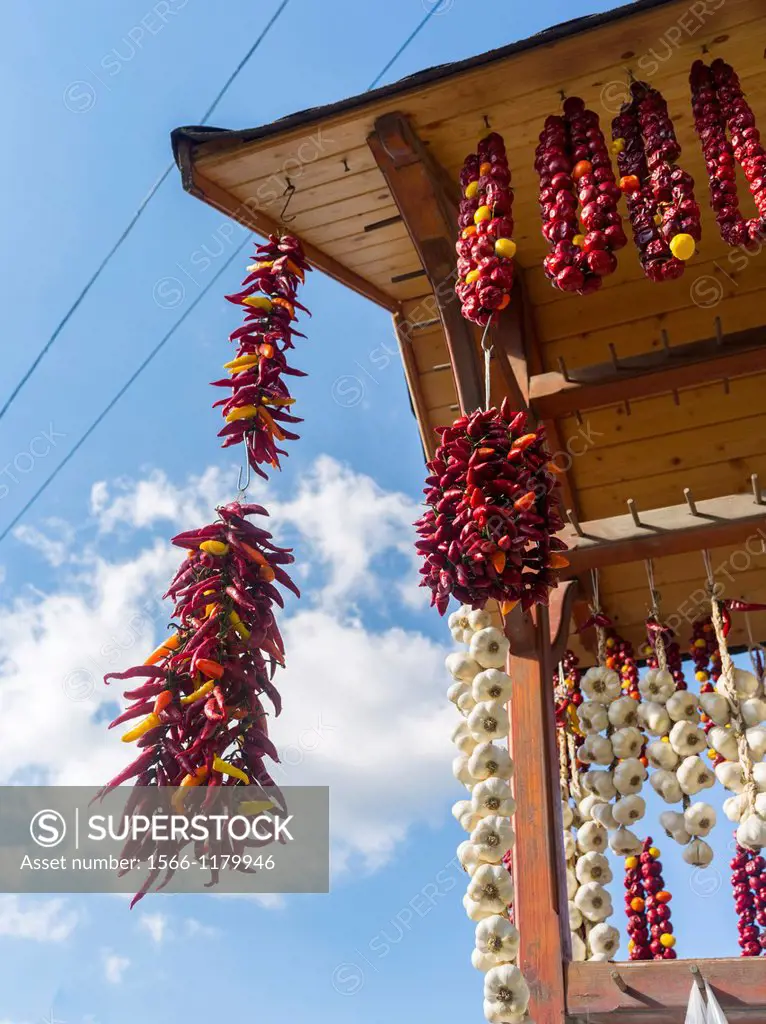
491;550;506;574
548;553;570;569
271;297;295;319
144;633;180;666
172;766;209;812
257;406;286;441
153;690;173;715
195;658;224;680
500;599;519;616
513;491;536;512
511;433;537;452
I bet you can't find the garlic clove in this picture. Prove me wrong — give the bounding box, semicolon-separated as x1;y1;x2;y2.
458;690;478;715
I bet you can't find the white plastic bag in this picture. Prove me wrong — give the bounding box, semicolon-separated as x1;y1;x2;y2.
704;981;730;1024
684;982;707;1024
684;981;731;1024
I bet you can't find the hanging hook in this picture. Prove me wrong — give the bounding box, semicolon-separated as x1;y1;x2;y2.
645;558;661;617
702;549;715;594
236;456;252;497
483;114;491;129
480;317;495;411
280;178;297;223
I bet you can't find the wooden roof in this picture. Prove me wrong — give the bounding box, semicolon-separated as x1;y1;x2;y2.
172;0;766;662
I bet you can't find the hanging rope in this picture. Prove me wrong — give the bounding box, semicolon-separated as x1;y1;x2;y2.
567;731;583;801
480;317;494;411
589;568;608;666
711;591;758;816
645;559;668;671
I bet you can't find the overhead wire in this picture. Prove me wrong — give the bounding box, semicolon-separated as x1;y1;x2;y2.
0;0;292;426
0;1;448;543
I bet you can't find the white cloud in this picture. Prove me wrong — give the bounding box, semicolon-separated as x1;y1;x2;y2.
102;950;130;984
139;912;168;944
269;455;419;605
91;466;228;534
0;896;79;941
13;520;75;567
184;917;220;938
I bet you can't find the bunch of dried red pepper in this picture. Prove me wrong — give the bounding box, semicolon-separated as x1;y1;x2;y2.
100;235;311;905
415;401;567;614
215;236;311;477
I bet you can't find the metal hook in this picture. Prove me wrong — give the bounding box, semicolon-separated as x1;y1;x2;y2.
702;549;715;592
590;568;601;613
483;114;491;129
558;89;566;101
645;558;661;617
280;178;297;223
342;158;350;173
237;457;252;496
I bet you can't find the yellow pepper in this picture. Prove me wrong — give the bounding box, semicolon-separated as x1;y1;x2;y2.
229;610;251;641
212;756;249;784
180;680;215;705
238;799;274;815
242;295;273;312
226;404;259;423
224;353;259;372
199;540;229;556
121;713;160;743
172;766;209;812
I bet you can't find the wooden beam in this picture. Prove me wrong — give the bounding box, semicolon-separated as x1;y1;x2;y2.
530;325;766;419
567;957;766;1023
392;311;436;460
174;137;401;314
367;113;484;413
506;595;574;1024
559;490;766;576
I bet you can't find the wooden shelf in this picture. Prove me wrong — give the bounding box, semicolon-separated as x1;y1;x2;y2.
559;490;766;576
567;958;766;1023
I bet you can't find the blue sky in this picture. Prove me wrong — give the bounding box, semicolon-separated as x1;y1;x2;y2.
0;1;754;1021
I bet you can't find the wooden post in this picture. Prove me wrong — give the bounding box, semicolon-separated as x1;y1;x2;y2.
505;583;577;1024
367;113;484;414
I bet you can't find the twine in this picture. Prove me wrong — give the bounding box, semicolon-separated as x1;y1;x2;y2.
590;569;608;667
558;729;571;800
711;593;758;815
645;560;668;672
567;731;584;800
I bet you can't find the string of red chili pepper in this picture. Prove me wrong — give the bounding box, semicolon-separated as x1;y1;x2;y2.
100;237;312;906
536;97;626;295
611;81;701;281
415;401;567;614
731;841;763;957
216;236;311;477
690;58;766;249
624;843;651;960
456;133;517;326
605;627;640;700
644;840;677;958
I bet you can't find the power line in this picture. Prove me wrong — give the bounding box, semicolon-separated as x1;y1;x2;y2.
367;0;450;91
0;3;448;542
0;0;292;427
0;239;250;546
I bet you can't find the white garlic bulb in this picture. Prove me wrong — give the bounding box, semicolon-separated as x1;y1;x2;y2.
659;810;691;845
472;669;513;704
468;608;493;633
613;758;647;795
588;922;620;959
583;769;616;801
475;915;520;966
570;931;587;962
708;725;738;762
646;739;679;771
574;881;613;922
576;820;608;854
638;700;671;736
668;720;707;757
741;697;766;728
453;754;474;788
684;801;716;837
613;794;646;826
677;755;715;795
650;768;683;804
446;651;481;682
458;690;478;715
683;837;714;866
467;864;515;913
469;628;510;670
639;668;675;704
472;777;516;819
737;814;766;851
580;666;621;704
724;794;748;823
468;742;514;782
608;826;642;855
715;759;745;793
747;726;766;760
467;700;511;742
698;691;731;726
611;726;644;759
575;850;612;885
576;701;609;734
470;815;515;863
666;690;699;723
608;696;640;728
451;718;479;754
457;839;482;875
591;801;618;830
